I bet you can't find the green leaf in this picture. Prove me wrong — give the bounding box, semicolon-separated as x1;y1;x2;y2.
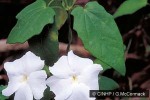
7;0;55;43
28;0;65;67
29;26;59;66
71;1;126;75
51;7;68;29
41;87;55;100
99;76;119;90
45;0;62;7
95;59;111;71
0;85;8;100
45;0;68;29
62;0;77;10
113;0;148;18
55;8;68;29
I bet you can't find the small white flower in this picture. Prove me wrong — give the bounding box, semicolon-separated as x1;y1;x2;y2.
2;51;47;100
46;50;103;100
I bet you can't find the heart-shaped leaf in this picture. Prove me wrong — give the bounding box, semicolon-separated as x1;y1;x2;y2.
71;1;126;75
7;0;55;43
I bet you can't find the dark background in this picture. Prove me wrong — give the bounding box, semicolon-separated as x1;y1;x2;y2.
0;0;150;99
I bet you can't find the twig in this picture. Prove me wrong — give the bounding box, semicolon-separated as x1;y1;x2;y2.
125;39;132;60
0;39;90;57
66;10;73;53
0;39;29;52
59;42;90;57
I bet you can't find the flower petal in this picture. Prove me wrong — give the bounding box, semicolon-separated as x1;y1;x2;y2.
4;61;25;77
22;51;44;74
2;76;23;96
46;76;73;99
14;84;33;100
67;83;94;100
50;56;73;78
28;70;47;99
79;64;103;90
68;50;93;74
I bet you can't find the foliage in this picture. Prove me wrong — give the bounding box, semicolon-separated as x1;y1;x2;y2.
99;76;119;90
29;26;59;66
72;2;125;75
114;0;148;18
7;0;55;43
0;85;8;100
5;0;134;96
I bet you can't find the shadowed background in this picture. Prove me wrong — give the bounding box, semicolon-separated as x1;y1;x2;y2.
0;0;150;100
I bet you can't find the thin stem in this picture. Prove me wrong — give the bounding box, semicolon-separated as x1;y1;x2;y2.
128;77;133;90
47;0;54;6
125;39;132;60
64;0;68;5
66;11;73;53
128;77;133;100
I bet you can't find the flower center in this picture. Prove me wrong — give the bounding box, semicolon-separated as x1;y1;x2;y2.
20;75;28;83
72;75;77;81
72;75;78;85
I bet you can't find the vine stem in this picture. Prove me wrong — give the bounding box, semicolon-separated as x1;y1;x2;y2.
125;39;132;60
128;77;133;100
47;0;54;6
64;0;68;5
66;10;73;53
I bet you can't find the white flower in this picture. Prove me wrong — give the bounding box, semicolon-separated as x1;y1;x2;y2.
46;50;103;100
2;51;47;100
